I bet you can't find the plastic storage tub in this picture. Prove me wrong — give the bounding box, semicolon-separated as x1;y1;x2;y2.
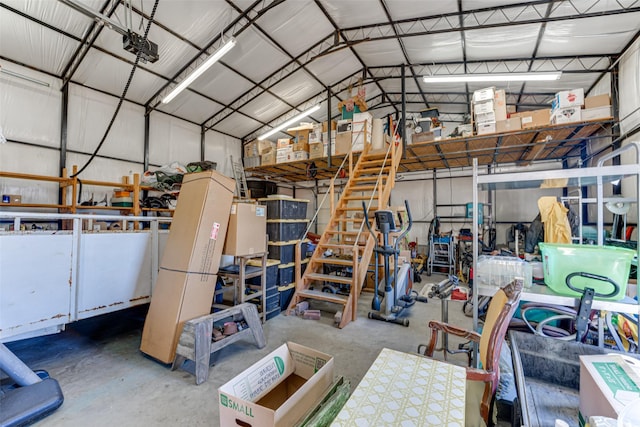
278;259;309;286
476;256;533;289
259;196;309;219
268;240;308;264
247;259;280;289
539;243;634;301
266;219;309;241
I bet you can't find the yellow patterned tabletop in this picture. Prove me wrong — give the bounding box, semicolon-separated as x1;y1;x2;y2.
331;348;466;427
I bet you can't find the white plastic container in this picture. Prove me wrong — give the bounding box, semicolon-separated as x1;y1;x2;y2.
476;256;532;288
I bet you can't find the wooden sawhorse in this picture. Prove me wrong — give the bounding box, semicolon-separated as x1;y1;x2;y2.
172;303;266;385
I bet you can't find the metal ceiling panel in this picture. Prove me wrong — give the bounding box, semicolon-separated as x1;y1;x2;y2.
319;0;387;28
222;27;291;82
522;73;601;94
306;49;361;86
548;0;636;18
270;70;326;106
146;0;235;47
385;0;458;20
538;13;640;56
461;1;549;24
190;61;255;105
256;1;334;57
352;39;405;67
0;13;78;76
465;23;541;60
156;90;223;124
239;92;289;123
4;0;96;38
378;78;420;93
72;49;166;103
403;33;463;63
214;112;262;138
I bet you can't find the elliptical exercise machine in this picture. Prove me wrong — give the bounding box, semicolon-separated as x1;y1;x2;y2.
363;200;425;327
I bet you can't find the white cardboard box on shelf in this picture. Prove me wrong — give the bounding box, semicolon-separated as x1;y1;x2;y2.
475;111;496;124
473;100;494;115
473;87;495;103
552;88;585;109
276;147;293;164
551;106;581;125
582;106;613;121
476;121;496;135
218;342;334;427
579;354;640;422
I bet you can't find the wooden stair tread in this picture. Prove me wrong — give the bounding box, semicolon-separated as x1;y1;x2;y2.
324;230;360;235
312;257;354;266
343;196;377;201
351;176;387;182
305;273;353;285
296;289;349;304
318;243;365;250
348;185;378;191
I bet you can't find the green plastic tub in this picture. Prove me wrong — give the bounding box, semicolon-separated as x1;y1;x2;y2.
539;243;635;301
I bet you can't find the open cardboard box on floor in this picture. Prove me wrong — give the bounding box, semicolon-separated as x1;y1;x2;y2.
219;342;334;427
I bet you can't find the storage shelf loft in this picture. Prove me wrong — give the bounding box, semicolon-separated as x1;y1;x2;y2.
0;165;173;218
245;118;614;183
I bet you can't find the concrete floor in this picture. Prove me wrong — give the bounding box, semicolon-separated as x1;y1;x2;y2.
4;273;477;426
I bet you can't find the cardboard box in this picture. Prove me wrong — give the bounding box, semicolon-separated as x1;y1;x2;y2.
496;117;522;133
335;132;352;155
553;88;584;109
277;138;291;149
276;147;293;164
473;100;494;115
475;111;496;124
473;87;495;103
322;120;336;132
224;203;267;256
261;149;276;166
309;124;323;143
552;106;581;124
585;94;611;109
140;170;235;363
582;106;613;121
309;142;324;159
477;121;496;135
219;342;334;427
291;141;309;153
494;89;507;121
245;140;275;157
579;354;640;423
352;121;369;148
512;108;551;128
289;129;311;147
292;151;309;161
244;156;261;169
336;120;352;134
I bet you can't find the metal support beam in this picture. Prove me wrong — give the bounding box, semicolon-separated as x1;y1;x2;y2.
401;64;406;160
59;84;69;178
144;110;150;172
327;85;332;168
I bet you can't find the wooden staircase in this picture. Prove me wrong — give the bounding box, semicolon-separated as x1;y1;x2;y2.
287;138;403;328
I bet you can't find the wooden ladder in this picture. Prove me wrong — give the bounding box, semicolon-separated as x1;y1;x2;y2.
287;138;403;328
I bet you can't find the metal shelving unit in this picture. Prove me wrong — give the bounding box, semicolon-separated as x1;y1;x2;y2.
471;142;640;357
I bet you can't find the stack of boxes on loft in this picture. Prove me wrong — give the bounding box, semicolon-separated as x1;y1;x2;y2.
260;196;311;316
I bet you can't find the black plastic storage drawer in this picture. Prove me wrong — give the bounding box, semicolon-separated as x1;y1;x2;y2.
277;259;309;286
268;240;308;264
247;259;280;289
266;293;280;312
278;284;295;312
259;196;309;220
266;220;308;242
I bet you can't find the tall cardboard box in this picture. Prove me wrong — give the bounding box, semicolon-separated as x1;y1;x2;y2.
335;132;352;155
224;203;267;256
140;170;235;364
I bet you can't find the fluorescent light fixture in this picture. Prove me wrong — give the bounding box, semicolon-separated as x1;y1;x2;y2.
0;68;50;87
258;105;322;140
162;37;236;104
423;72;562;83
